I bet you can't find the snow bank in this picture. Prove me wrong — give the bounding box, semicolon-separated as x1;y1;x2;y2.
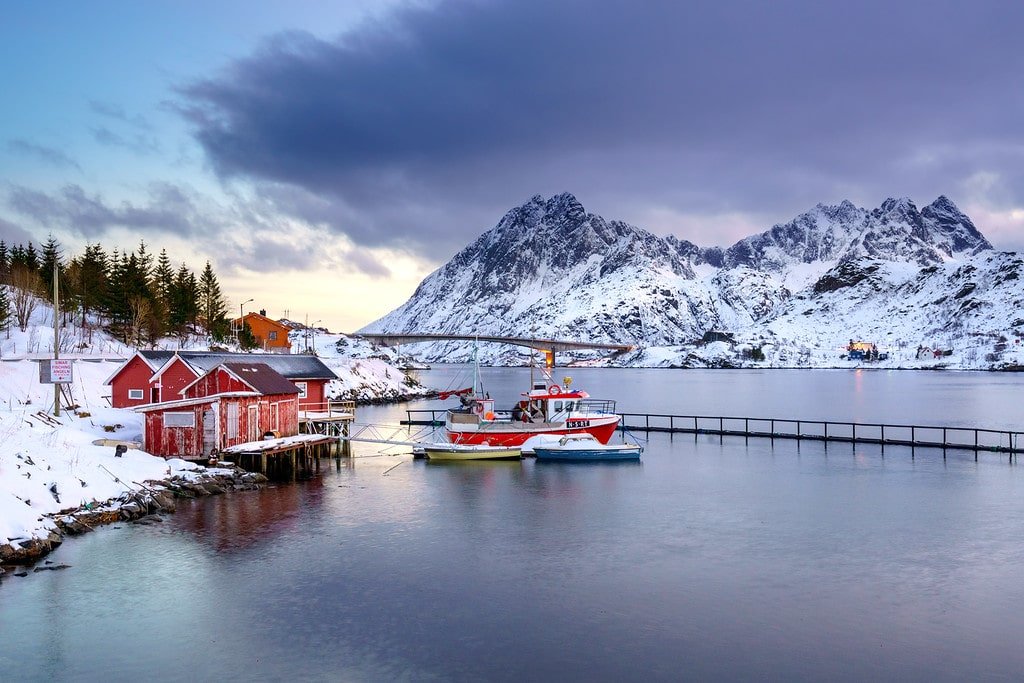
0;411;208;543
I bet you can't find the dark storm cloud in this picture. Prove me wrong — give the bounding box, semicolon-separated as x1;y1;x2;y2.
179;0;1024;252
0;215;35;245
216;231;391;278
7;139;81;171
5;183;209;238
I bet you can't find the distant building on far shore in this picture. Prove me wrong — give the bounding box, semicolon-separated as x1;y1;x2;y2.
233;310;292;353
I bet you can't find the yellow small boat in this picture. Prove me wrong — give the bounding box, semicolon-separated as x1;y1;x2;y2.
420;443;522;461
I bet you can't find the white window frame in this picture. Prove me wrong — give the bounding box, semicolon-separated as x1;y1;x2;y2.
294;381;307;399
128;389;144;400
164;411;195;428
226;403;239;439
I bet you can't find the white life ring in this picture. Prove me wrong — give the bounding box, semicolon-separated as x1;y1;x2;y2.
473;403;485;415
548;385;561;395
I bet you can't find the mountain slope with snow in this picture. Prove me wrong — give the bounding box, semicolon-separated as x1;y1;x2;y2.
363;193;1024;369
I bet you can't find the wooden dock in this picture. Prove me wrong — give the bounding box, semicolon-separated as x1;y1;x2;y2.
401;409;1023;459
300;400;357;458
222;434;339;480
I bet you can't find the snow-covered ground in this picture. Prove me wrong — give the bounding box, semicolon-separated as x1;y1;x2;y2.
1;296;434;560
0;358;217;552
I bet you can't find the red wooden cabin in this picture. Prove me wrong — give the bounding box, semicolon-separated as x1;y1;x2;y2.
136;362;301;459
106;351;337;411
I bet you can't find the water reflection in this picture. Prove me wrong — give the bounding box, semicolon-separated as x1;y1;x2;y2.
173;481;320;553
5;370;1024;681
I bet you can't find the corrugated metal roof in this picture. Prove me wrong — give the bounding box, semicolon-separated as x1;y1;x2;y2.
139;351;337;380
220;362;301;396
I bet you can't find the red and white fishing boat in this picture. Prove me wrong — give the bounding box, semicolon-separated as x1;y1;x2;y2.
444;367;621;447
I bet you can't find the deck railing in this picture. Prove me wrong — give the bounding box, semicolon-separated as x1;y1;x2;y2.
300;400;356;420
401;409;1023;456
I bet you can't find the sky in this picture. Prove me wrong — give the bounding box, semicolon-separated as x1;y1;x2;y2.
2;0;1023;331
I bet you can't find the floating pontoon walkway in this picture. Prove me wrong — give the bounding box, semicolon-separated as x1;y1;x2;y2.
401;409;1023;458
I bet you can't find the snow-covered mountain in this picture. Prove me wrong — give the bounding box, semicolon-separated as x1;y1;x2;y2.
362;193;1024;369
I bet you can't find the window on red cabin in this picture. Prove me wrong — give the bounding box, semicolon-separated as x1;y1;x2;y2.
164;412;195;428
227;403;239;438
128;389;144;400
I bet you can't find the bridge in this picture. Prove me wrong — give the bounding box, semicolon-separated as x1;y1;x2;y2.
351;333;634;365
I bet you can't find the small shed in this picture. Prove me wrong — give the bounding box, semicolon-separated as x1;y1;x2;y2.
136;362;301;459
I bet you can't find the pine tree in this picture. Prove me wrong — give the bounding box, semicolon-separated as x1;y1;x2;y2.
198;261;228;341
40;234;63;300
10;244;26;271
104;250;132;342
153;248;174;306
0;284;11;337
0;241;9;283
167;264;193;340
79;243;108;327
237;321;258;350
24;242;39;272
135;240;153;284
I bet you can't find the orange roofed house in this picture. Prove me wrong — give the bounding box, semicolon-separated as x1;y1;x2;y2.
234;310;292;353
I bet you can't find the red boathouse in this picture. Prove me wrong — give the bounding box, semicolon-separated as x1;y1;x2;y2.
136;362;301;459
106;350;337;412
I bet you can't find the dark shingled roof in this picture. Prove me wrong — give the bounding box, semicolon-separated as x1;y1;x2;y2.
219;362;300;396
140;351;338;380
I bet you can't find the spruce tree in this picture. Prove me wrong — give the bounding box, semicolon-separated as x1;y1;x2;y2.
167;264;193;340
0;241;9;282
79;243;108;328
0;284;11;337
104;250;132;342
237;321;258;351
40;234;63;300
198;261;228;341
153;248;174;306
10;244;26;271
24;242;39;272
135;240;153;284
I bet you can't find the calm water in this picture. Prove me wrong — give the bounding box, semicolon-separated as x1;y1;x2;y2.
3;369;1024;681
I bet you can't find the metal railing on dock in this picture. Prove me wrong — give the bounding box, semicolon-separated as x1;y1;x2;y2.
402;409;1023;456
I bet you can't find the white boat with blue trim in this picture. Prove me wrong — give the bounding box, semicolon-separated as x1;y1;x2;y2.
532;433;642;461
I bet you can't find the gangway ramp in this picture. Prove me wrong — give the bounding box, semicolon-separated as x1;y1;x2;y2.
340;422;443;449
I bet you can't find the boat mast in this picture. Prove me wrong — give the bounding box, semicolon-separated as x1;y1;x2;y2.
472;338;481;397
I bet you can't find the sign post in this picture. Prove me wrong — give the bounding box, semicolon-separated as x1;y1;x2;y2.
53;267;61;416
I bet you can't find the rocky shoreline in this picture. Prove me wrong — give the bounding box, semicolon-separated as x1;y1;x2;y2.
0;467;268;574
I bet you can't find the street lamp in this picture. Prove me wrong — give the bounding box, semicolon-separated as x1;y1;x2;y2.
237;298;253;342
309;320;321;354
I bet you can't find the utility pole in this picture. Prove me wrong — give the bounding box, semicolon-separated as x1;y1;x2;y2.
53;266;60;417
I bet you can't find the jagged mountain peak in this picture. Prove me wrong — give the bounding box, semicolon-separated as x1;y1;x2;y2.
363;192;1010;368
721;195;990;271
920;195;992;255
